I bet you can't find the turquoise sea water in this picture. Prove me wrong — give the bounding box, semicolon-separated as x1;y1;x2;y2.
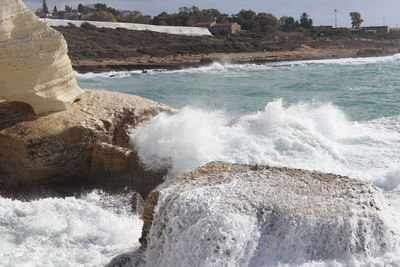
76;55;400;266
2;55;400;266
77;55;400;121
77;54;400;189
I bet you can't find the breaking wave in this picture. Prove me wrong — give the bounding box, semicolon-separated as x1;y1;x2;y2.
0;191;142;266
76;53;400;79
131;99;400;190
129;99;400;266
142;177;400;267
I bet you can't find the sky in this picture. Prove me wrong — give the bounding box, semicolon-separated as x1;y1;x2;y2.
23;0;400;28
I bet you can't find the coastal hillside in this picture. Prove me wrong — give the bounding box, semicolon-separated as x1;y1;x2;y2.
55;25;400;71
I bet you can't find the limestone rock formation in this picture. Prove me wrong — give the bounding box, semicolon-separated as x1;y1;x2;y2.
140;162;399;266
0;90;173;195
0;0;82;114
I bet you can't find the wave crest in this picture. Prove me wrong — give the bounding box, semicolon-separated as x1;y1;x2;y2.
131;100;400;190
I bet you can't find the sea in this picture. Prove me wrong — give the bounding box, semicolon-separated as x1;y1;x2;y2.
1;55;400;266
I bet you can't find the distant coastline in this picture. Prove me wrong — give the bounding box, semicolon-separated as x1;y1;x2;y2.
54;26;400;73
72;48;399;73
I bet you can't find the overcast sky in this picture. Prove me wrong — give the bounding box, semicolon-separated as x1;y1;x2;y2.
23;0;400;28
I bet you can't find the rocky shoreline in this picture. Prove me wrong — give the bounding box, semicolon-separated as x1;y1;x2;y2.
111;162;398;266
1;2;400;265
53;25;400;73
72;47;400;73
0;90;172;197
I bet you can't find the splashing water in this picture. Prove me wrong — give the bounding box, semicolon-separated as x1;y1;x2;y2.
2;55;400;266
131;100;400;190
0;191;142;267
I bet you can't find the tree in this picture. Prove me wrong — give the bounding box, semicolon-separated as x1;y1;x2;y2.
176;6;229;25
279;16;298;31
255;13;279;32
233;9;258;30
299;12;313;28
77;4;93;14
77;4;85;13
41;0;49;15
64;5;72;12
90;11;117;22
94;3;108;12
153;12;172;25
42;0;49;14
216;13;230;23
106;7;120;16
349;12;363;29
53;6;57;15
125;11;152;24
199;8;222;22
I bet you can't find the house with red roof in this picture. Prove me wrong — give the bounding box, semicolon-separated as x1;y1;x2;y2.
193;21;241;35
193;21;216;27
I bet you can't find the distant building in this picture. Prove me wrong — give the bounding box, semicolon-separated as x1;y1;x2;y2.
193;21;241;35
361;26;390;34
193;21;216;28
210;22;241;34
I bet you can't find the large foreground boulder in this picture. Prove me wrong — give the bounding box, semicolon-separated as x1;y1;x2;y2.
140;162;399;266
0;90;172;195
0;0;82;114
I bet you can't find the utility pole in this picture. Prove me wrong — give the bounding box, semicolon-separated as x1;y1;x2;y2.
383;17;386;26
334;9;337;27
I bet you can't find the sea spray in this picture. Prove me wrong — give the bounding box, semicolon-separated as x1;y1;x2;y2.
3;54;399;266
131;100;400;190
0;191;142;266
141;164;400;267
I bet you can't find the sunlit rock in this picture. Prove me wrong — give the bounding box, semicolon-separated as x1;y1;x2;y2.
140;162;399;266
0;90;173;195
0;0;82;114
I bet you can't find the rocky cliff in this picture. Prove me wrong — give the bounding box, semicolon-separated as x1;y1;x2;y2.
0;0;82;114
139;162;399;266
0;90;173;195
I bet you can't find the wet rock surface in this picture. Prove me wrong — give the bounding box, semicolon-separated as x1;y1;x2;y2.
140;161;399;266
0;90;173;196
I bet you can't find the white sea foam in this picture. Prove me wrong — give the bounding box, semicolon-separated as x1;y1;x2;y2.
131;99;400;190
272;53;400;67
0;191;142;267
142;173;400;267
75;70;145;79
76;54;400;79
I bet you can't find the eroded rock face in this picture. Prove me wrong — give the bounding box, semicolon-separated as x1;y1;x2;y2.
0;0;82;114
140;162;399;266
0;90;173;195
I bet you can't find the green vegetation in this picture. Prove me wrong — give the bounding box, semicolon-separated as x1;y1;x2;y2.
40;3;319;33
349;12;364;29
39;3;376;37
90;11;118;22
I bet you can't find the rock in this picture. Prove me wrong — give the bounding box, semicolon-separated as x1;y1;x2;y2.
106;251;145;267
0;0;82;114
0;90;173;195
140;161;399;266
131;192;145;215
